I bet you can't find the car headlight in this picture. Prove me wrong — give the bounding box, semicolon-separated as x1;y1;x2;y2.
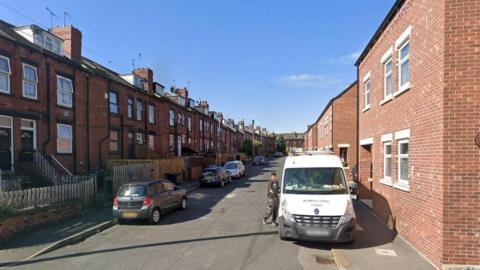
339;199;356;224
281;200;295;223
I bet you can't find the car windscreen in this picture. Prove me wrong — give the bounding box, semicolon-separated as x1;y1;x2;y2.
283;167;348;195
224;163;238;169
117;185;147;196
203;168;217;174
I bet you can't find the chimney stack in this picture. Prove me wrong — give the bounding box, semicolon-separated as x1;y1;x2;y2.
176;87;189;100
51;25;82;62
133;68;154;91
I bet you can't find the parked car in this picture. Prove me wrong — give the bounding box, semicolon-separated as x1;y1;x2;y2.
253;156;266;166
224;161;246;178
273;152;284;158
200;165;231;187
113;179;187;225
278;154;356;243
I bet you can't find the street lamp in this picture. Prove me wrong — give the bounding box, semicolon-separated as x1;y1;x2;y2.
251;119;255;157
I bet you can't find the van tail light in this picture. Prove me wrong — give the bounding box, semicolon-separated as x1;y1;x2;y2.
143;195;152;207
113;196;118;208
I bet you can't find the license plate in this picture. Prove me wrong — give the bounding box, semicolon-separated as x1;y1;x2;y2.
122;211;138;218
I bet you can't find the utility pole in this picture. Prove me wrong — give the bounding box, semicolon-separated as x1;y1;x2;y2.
251;119;255;157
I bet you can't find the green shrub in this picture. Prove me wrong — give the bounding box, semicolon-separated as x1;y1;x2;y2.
0;204;15;220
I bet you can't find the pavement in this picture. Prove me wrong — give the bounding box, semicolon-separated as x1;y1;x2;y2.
0;159;435;270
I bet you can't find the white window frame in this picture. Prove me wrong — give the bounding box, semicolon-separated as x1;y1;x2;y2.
381;141;392;186
20;118;37;151
56;75;74;108
363;79;372;111
108;91;119;114
127;97;134;118
57;123;73;154
148;134;155;150
395;26;412;95
187;117;192;132
0;55;11;94
169;110;175;127
383;57;393;102
22;63;38;100
397;139;409;185
148;104;155;124
136;99;142;121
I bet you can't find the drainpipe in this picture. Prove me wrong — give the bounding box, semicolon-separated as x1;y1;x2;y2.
98;80;111;168
43;63;51;151
86;76;91;172
73;69;77;174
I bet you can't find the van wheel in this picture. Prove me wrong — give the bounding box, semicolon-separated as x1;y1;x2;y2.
148;208;161;225
279;229;291;241
180;197;187;210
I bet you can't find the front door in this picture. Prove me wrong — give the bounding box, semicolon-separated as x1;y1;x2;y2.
0;116;12;170
127;132;135;159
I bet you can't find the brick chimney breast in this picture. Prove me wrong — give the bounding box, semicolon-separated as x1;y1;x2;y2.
51;26;82;62
133;68;154;91
176;88;189;100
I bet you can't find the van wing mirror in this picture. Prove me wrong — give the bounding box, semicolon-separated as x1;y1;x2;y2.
348;181;358;195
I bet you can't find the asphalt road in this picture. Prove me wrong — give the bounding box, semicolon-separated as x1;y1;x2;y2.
7;158;336;270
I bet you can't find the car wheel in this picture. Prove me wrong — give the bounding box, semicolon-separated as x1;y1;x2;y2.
148;208;161;225
180;197;187;210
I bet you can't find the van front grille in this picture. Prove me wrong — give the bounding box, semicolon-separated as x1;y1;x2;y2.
294;215;341;228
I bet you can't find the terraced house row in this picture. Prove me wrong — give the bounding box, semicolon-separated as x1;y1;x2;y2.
305;0;479;269
0;20;276;176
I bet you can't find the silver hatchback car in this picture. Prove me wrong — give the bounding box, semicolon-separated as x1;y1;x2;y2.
113;179;187;224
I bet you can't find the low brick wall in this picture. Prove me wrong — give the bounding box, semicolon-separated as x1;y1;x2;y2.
0;201;82;243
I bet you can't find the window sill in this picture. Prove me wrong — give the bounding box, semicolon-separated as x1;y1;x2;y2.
57;104;74;110
0;91;13;97
379;178;393;186
393;182;410;192
380;96;393;106
394;83;411;97
362;106;371;113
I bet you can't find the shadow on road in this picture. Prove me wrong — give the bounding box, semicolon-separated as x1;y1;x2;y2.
0;231;278;268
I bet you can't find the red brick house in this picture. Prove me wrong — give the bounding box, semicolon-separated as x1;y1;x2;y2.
0;20;254;178
356;0;479;268
278;132;304;153
305;82;358;178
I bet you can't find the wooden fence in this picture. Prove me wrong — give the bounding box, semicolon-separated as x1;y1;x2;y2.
111;163;155;193
0;176;97;210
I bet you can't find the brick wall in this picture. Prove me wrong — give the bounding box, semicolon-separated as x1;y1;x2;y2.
443;0;480;266
357;0;445;267
0;201;82;242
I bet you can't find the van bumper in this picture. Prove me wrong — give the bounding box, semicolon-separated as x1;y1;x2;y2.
278;216;356;243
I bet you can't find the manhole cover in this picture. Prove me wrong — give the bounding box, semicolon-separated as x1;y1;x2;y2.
315;255;335;264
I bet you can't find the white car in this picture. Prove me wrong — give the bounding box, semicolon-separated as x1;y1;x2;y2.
278;154;356;243
224;161;246;178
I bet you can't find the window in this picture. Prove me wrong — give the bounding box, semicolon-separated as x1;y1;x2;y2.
109;91;118;114
398;41;410;90
22;64;38;99
384;58;393;99
398;140;409;184
339;147;348;167
44;35;53;51
57;75;74;107
169;134;175;151
127;97;134;118
0;56;11;94
57;124;73;153
364;79;371;109
148;104;155;124
109;129;119;153
383;142;392;181
148;134;155;150
188;117;192;132
177;112;182;125
182;135;186;144
136;99;142;121
169;110;175;127
199;119;203;132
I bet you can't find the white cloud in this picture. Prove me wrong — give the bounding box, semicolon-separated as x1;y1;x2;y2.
325;50;362;65
276;74;346;89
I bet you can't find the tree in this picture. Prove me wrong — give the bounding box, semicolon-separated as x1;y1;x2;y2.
276;135;286;153
241;139;262;156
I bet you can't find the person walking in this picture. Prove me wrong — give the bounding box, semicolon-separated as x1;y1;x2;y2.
263;172;279;226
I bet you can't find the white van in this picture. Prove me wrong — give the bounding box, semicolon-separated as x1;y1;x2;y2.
278;154;356;242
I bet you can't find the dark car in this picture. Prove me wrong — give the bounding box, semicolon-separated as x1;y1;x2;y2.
200;165;231;187
253;156;266;166
113;179;187;224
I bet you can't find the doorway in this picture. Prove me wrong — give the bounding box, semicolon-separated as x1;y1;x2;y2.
359;143;373;207
0;116;13;171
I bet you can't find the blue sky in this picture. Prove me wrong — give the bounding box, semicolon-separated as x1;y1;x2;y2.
1;0;394;133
